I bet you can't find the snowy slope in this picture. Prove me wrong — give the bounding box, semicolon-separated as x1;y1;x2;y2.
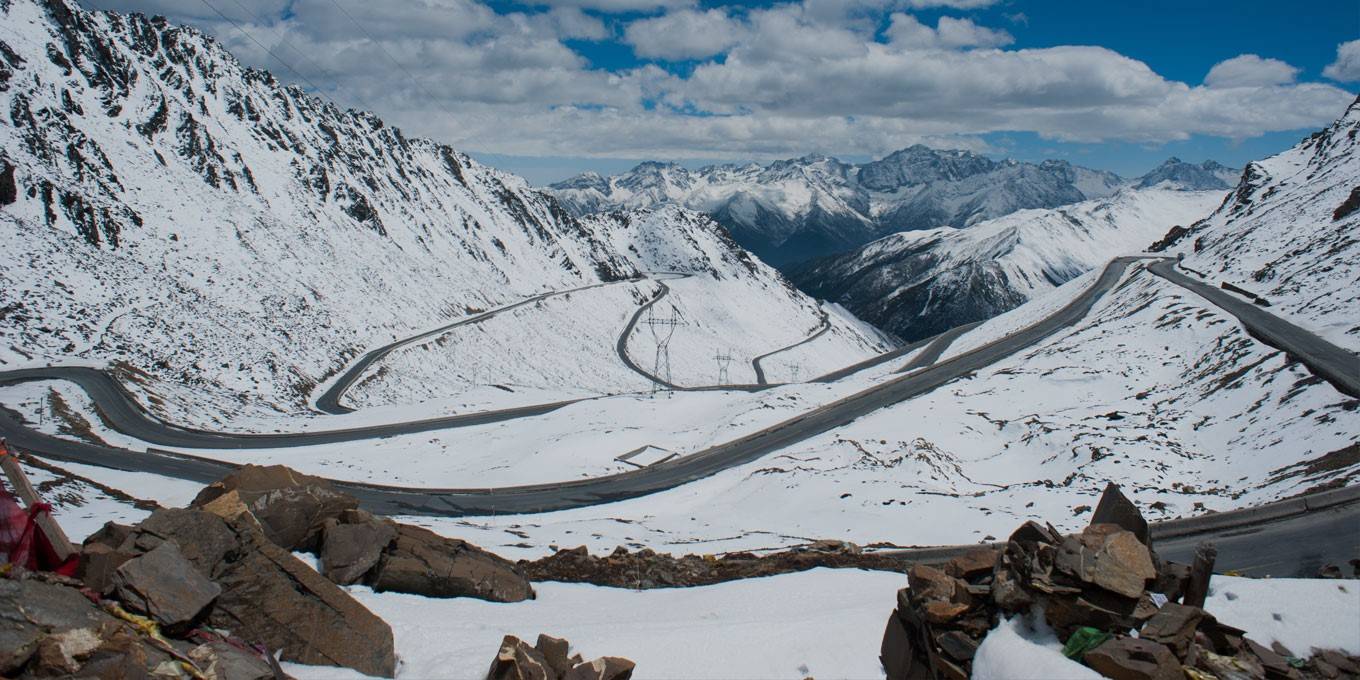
404;262;1359;558
548;148;1137;266
0;0;884;426
789;187;1225;341
1161;96;1360;352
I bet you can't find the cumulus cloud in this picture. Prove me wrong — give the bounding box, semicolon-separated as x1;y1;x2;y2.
624;9;745;60
1204;54;1299;88
1323;40;1360;82
82;0;1357;161
885;14;1012;49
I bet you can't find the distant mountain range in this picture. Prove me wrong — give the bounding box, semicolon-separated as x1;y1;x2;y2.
548;150;1239;267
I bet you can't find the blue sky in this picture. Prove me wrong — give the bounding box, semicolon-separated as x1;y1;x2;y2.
90;0;1359;184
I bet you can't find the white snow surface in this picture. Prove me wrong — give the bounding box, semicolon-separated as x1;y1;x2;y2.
1175;96;1360;352
0;0;884;427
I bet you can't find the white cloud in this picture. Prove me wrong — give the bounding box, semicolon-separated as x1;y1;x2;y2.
527;0;693;13
903;0;1000;8
1204;54;1299;88
885;13;1011;49
624;9;745;60
81;0;1358;161
1323;40;1360;82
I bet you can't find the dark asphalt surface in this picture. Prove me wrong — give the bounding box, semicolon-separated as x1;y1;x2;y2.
1155;500;1360;578
1149;260;1359;398
752;313;831;385
0;256;1150;516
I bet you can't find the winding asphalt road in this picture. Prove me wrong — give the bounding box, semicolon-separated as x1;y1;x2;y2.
1;256;1354;520
1149;260;1359;398
315;278;637;414
752;313;831;385
0;256;1151;515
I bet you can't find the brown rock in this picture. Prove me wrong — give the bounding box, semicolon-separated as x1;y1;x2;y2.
77;542;136;595
944;549;997;581
1084;637;1182;680
1140;603;1204;659
187;640;275;680
1090;482;1151;546
536;634;573;678
1152;560;1191;601
1183;542;1217;609
564;656;636;680
934;631;978;662
1315;649;1360;675
1008;521;1061;545
123;508;396;677
487;636;553;680
1044;586;1144;635
907;564;957;602
1055;524;1156;598
923;601;971;624
371;524;535;602
320;511;397;585
191;464;358;552
1196;649;1266;680
1242;638;1293;679
992;565;1032;612
112;541;221;633
881;611;914;680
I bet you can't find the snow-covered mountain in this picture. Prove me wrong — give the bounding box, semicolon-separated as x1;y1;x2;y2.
1156;96;1360;352
0;0;883;422
1134;157;1240;190
547;147;1229;268
788;187;1227;341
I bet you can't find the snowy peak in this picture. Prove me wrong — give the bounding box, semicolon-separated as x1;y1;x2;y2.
1135;157;1241;190
547;146;1153;267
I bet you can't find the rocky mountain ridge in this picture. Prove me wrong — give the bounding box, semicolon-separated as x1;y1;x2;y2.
548;147;1237;267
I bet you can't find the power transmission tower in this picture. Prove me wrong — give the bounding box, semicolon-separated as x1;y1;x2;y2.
713;352;733;384
790;361;803;383
640;305;684;395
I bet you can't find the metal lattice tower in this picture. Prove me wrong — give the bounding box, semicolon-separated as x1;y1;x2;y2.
713;352;734;384
640;305;684;394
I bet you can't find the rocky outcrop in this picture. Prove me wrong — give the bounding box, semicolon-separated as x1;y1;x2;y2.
0;573;274;679
192;464;535;602
109;540;220;633
522;541;906;588
880;483;1360;680
85;506;397;677
372;523;534;602
191;464;358;552
485;634;634;680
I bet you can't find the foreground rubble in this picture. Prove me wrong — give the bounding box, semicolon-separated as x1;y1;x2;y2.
486;633;635;680
881;483;1360;680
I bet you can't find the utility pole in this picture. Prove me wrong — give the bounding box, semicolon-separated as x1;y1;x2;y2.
640;305;684;395
713;352;733;384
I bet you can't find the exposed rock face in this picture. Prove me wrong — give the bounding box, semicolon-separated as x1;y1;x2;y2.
372;523;534;602
485;634;631;680
522;541;905;588
880;483;1360;680
110;540;220;632
0;575;273;679
86;507;397;677
191;464;358;552
320;509;397;585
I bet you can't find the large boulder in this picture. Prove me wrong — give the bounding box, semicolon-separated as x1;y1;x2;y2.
1084;637;1182;680
484;634;629;680
191;464;358;552
110;540;220;632
111;507;397;677
371;523;534;602
319;509;397;585
1054;524;1156;599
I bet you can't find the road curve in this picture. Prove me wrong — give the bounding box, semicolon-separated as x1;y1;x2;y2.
884;485;1360;578
1149;260;1360;398
315;279;634;414
1;257;1152;516
752;313;831;385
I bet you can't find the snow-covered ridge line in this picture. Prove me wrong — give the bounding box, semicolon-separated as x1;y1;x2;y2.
1;0;879;421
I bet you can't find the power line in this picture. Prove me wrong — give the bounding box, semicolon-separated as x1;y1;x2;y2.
215;0;380;113
195;0;329;96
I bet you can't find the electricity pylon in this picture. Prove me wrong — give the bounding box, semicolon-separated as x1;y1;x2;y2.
640;305;684;395
713;351;734;384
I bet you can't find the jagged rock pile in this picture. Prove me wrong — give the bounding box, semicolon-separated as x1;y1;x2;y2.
4;464;538;678
486;633;635;680
190;465;535;603
881;483;1360;680
522;540;906;588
